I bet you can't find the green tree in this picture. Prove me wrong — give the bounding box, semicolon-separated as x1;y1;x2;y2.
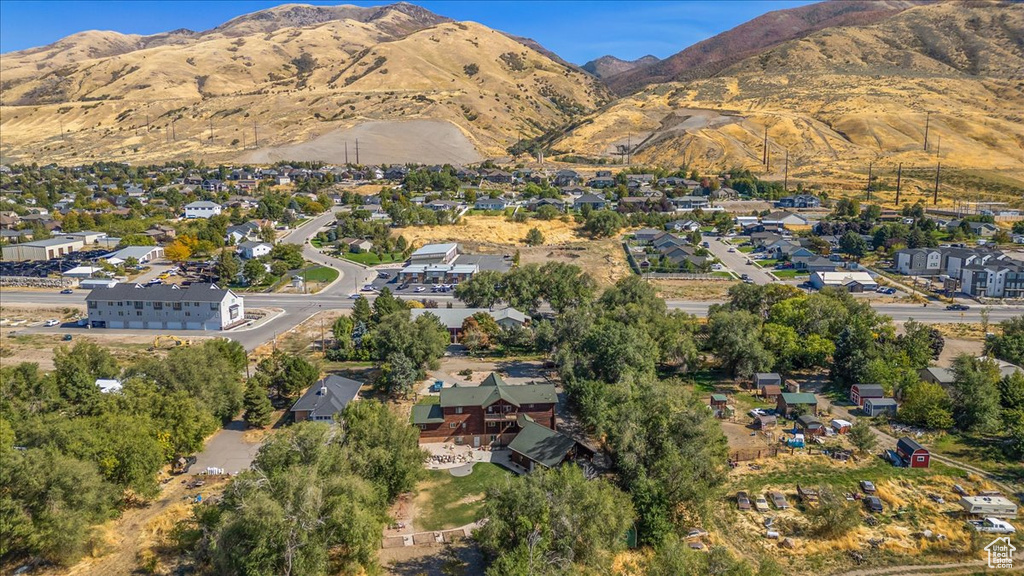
454;270;504;307
243;380;273;428
898;380;954;429
985;317;1024;366
371;287;406;323
839;231;868;258
707;310;773;378
377;352;418;397
243;258;266;285
524;227;544;246
583;210;624;238
848;419;878;452
805;486;862;537
216;249;239;282
352;296;372;327
339;400;426;501
476;466;634;572
950;354;1002;433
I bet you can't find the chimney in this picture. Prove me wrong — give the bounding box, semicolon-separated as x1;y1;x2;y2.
317;385;327;396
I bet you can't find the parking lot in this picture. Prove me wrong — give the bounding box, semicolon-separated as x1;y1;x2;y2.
359;254;512;298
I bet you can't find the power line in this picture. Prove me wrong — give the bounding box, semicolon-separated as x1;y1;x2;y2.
933;163;941;205
923;111;930;151
895;162;902;206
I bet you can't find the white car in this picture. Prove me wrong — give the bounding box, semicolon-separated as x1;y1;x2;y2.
971;518;1016;534
749;408;767;417
414;286;426;293
728;247;737;253
44;319;59;327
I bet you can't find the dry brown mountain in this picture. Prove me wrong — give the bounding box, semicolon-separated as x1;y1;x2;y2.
604;0;924;95
0;3;607;165
556;1;1024;203
582;55;660;79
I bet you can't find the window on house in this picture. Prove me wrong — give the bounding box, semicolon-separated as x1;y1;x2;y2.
134;301;143;309
153;302;162;310
137;311;142;316
449;423;457;429
487;422;495;427
455;407;463;414
172;303;182;310
88;301;97;309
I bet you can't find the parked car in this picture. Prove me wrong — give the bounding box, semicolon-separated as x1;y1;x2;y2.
428;380;444;393
414;286;426;293
60;288;74;294
361;285;376;291
928;493;945;504
970;518;1016;534
740;273;749;280
378;271;391;279
864;496;883;513
44;319;59;327
728;247;737;253
946;304;971;311
749;408;767;417
754;495;770;512
860;480;877;494
737;491;751;511
769;491;789;510
348;293;362;299
953;484;969;496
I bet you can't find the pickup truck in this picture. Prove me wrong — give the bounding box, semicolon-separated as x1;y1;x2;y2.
970;518;1017;534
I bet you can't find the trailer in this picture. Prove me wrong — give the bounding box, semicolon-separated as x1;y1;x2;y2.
960;496;1018;519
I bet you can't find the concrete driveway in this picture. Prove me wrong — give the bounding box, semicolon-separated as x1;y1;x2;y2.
190;420;262;475
704;235;775;284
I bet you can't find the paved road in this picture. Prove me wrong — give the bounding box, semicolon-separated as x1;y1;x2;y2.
280;210;377;297
704;235;775;284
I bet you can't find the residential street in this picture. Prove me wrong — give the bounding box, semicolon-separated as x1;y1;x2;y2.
702;234;776;284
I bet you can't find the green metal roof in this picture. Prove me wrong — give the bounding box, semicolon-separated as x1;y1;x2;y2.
780;393;817;405
711;394;728;402
411;403;444;424
439;373;557;408
507;416;576;468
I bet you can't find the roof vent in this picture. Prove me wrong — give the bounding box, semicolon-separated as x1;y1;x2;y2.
317;385;327;396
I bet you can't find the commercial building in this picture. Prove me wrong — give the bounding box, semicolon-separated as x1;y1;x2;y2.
810;271;878;292
2;237;84;261
85;282;244;330
409;242;458;265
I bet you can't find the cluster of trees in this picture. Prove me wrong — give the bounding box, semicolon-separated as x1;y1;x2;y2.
189;403;425;575
454;262;597;314
1;340;247;565
329;289;450;397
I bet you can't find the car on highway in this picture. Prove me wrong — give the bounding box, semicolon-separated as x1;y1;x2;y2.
60;288;74;294
44;319;59;327
740;273;749;280
414;286;426;293
728;247;737;253
361;285;376;291
946;304;971;311
348;293;362;299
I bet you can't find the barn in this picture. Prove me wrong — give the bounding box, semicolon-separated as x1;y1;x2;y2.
896;437;930;468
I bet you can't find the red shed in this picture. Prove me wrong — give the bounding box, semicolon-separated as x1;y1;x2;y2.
850;383;884;406
896;437;930;468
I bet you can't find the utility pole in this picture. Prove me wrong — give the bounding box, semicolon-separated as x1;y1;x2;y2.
783;149;789;192
762;126;768;166
766;144;771;173
895;162;902;206
345;141;349;165
923;111;930;151
355;138;360;164
933;163;941;205
171;119;177;141
242;131;246;149
867;161;873;202
936;134;941;158
626;132;631;165
253;122;258;147
208;118;213;143
59;118;65;141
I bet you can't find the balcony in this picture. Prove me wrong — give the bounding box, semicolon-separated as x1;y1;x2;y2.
484;412;518;422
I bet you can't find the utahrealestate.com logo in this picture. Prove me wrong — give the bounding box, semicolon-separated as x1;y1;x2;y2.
986;536;1016;569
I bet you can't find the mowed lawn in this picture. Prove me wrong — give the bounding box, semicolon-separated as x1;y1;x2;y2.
296;266;339;283
416;462;511;531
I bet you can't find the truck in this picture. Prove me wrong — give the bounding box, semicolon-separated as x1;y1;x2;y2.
970;517;1017;534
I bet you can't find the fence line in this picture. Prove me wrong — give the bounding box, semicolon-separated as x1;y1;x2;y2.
0;276;72;288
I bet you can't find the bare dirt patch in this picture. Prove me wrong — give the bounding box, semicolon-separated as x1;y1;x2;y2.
243;119;482;166
649;278;739;300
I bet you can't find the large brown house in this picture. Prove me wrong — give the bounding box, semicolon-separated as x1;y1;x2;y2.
412;373;557;448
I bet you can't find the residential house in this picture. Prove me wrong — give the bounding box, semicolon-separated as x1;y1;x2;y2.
553;170;581;187
290;375;362;423
753;414;777;430
85;282;244;330
475;197;508;211
633;228;663;243
666;219;700;233
184;201;223;219
895;248;944;276
762;211;810;229
587;176;617;189
969;222;998;238
409;307;527;343
481;169;513;184
777;392;818;417
778;195;821;208
425;200;461;212
574;193;607;211
237;241;273;260
412;372;558;448
895;437;930;468
850;383;885;406
226;222;262;244
792;254;837;272
524;197;566;212
670;196;710;211
863;398;898;417
961;260;1024;298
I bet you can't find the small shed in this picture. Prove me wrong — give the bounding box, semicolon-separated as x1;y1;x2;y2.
896;436;930;468
754;414;777;430
761;384;782;402
830;419;852;434
754;372;782;391
796;414;826;437
863;397;898;417
850;383;885;406
710;394;729;408
777;392;817;417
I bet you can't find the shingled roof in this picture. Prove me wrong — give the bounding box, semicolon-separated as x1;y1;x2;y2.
507;415;576;468
84;282;234;303
438;373;556;409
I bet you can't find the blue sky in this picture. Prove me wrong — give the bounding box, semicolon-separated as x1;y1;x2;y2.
0;1;816;63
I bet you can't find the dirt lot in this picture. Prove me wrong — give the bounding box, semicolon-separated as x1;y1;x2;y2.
649;278;740;301
395;214;586;247
0;327;174;371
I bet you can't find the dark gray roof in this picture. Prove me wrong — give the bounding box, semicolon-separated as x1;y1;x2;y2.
507;415;576;468
84;282;234;303
854;384;885;396
865;398;898;407
290;375;362;419
897;436;926;454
